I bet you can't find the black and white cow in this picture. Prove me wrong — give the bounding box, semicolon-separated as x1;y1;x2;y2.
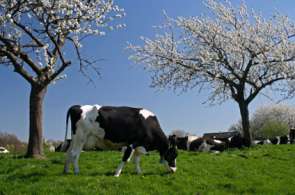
63;105;178;176
173;135;199;150
254;135;290;145
189;137;226;152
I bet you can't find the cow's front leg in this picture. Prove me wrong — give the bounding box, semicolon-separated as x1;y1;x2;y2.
133;146;147;174
114;144;134;177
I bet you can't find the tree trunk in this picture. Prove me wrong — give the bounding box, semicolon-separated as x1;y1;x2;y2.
238;101;252;147
26;84;47;158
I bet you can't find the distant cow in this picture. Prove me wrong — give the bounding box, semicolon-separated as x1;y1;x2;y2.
203;131;246;149
269;135;290;145
189;137;226;152
63;105;178;176
173;135;199;150
254;135;290;145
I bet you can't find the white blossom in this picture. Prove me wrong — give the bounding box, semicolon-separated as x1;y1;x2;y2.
0;0;125;83
129;0;295;103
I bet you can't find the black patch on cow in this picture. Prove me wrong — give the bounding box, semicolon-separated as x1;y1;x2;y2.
280;135;289;144
174;136;188;150
189;138;204;151
210;141;227;152
228;134;245;148
165;146;177;167
290;129;295;143
67;105;82;135
95;106;170;155
270;137;279;145
122;145;134;162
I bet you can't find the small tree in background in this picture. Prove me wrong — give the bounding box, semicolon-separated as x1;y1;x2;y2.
260;120;289;139
0;132;25;153
129;0;295;146
170;129;189;137
250;104;295;138
0;0;125;158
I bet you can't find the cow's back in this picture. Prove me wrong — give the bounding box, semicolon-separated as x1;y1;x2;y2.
96;106;149;144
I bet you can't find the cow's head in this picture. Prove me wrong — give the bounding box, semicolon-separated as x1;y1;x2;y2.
163;135;178;173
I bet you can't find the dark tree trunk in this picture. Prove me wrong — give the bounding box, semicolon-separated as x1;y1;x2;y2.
26;84;47;158
238;101;252;147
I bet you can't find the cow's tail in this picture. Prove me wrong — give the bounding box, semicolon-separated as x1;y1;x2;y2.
65;107;71;141
61;107;72;152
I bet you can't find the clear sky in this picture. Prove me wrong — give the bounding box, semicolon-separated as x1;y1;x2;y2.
1;0;295;141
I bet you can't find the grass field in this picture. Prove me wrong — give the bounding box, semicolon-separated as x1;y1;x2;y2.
0;145;295;194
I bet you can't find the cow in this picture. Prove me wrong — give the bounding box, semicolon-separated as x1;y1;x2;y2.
63;105;178;177
188;137;227;152
173;135;199;150
269;135;290;145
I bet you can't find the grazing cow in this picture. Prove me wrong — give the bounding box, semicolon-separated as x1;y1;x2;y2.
173;135;199;150
63;105;178;176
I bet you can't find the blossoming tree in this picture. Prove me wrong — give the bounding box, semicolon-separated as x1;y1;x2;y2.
0;0;125;158
129;0;295;146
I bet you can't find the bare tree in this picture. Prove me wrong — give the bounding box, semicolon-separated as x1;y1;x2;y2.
0;0;125;158
129;0;295;146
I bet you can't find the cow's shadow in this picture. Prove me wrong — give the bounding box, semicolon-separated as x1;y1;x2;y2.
86;171;170;177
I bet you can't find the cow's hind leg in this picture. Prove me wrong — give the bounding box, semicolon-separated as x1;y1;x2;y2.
64;131;86;175
114;144;135;177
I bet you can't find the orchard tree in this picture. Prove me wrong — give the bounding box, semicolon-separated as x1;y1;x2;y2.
0;0;125;158
129;0;295;146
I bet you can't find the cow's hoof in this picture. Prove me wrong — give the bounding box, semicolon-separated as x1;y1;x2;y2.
114;174;120;177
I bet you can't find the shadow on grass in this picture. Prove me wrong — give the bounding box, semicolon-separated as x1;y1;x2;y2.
6;172;47;182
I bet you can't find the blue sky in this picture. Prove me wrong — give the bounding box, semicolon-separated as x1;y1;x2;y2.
1;0;295;141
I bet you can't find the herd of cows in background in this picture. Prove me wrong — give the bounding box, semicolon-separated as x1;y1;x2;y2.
169;130;295;153
55;128;295;154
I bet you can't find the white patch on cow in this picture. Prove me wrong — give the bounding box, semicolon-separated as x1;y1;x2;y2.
135;146;147;155
213;139;222;144
139;109;155;119
228;136;233;142
199;140;214;152
276;136;280;144
187;135;199;150
163;160;177;173
170;167;177;173
264;139;271;144
49;145;55;152
79;105;105;139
